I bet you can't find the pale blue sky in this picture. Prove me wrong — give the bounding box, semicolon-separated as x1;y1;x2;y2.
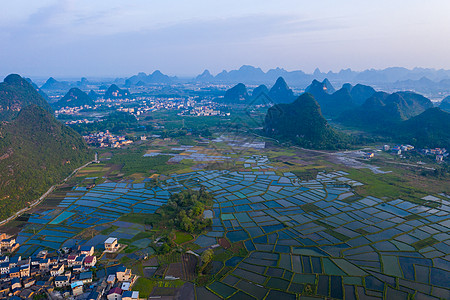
1;0;449;77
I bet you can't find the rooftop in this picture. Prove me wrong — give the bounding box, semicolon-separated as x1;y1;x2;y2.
104;237;117;244
71;281;83;289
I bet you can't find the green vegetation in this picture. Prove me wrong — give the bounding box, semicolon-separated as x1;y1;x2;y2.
339;91;433;130
158;188;213;234
394;108;450;148
100;225;118;235
345;168;445;207
108;148;195;177
0;105;91;219
133;277;184;298
264;93;351;149
174;231;194;244
70;111;139;135
0;74;52;121
199;249;214;273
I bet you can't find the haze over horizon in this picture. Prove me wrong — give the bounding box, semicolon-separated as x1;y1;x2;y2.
1;0;450;78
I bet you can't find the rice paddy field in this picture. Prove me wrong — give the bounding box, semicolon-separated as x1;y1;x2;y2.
13;154;450;299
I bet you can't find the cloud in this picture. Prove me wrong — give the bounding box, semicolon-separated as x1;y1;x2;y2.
26;0;74;26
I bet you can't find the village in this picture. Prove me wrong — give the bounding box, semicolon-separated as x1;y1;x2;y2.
82;131;134;148
0;234;140;300
55;93;231;122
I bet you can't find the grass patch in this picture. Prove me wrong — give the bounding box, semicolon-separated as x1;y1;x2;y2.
109;150;195;177
213;249;233;262
120;256;134;266
174;231;193;244
133;277;184;298
292;169;321;181
183;242;201;251
345;168;443;207
100;225;118;235
130;231;153;242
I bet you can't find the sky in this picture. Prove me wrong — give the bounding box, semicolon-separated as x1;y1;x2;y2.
1;0;450;78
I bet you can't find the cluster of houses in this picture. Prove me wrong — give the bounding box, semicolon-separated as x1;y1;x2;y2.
386;144;415;155
178;105;230;117
0;234;19;253
421;148;448;162
65;119;95;125
0;236;140;299
384;145;448;162
55;105;95;116
83;131;133;148
97;95;197;116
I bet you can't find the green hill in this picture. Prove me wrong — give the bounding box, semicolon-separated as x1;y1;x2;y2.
54;87;95;109
264;93;349;149
306;79;335;96
439;96;450;113
0;105;91;218
88;90;99;100
305;80;355;118
339;91;433;129
268;77;295;103
25;78;50;101
348;84;376;105
0;74;52;121
251;84;271;104
393;108;450;148
223;83;249;103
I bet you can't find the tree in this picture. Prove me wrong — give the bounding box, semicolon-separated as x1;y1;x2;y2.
199;249;214;273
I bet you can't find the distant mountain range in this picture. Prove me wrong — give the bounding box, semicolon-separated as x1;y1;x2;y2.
187;65;450;88
0;74;91;218
26;65;450;99
125;71;177;86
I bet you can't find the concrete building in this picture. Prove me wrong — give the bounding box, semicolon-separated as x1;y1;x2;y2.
104;237;119;252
